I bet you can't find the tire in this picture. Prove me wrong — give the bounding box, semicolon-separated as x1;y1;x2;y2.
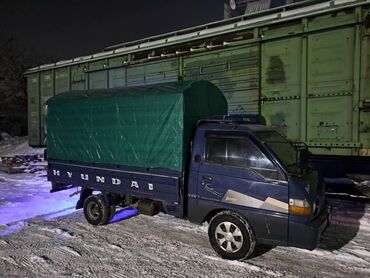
208;211;256;260
83;195;111;226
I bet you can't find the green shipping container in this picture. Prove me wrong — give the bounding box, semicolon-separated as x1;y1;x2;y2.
46;80;228;171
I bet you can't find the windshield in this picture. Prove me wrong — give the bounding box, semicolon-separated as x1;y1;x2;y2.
256;131;297;168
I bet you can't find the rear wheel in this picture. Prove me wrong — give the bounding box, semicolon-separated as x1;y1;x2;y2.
83;195;114;225
208;211;256;260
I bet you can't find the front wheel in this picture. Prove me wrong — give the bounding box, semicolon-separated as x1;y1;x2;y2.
208;211;256;260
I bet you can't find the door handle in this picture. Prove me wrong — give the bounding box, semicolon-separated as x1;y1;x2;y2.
202;175;213;182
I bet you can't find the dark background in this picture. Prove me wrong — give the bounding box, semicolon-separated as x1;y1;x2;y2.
0;0;224;137
0;0;224;60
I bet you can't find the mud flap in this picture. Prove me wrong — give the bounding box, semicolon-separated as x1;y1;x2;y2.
76;188;93;209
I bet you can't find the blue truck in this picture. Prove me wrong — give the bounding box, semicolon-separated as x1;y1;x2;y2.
46;80;330;260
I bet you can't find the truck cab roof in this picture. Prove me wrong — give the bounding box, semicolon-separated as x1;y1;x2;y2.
197;114;275;134
198;122;273;132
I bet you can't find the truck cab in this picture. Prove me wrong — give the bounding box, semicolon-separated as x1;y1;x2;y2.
186;116;329;260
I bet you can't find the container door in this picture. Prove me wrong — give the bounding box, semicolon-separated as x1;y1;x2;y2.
183;45;260;114
261;37;302;140
195;132;288;243
306;27;355;155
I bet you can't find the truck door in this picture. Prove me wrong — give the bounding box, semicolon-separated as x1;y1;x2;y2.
195;132;289;244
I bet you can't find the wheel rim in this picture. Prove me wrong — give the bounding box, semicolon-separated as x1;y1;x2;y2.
215;221;243;253
87;201;100;221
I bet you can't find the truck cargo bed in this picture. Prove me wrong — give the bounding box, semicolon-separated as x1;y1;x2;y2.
48;160;183;205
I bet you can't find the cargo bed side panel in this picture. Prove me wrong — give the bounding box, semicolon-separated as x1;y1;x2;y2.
48;161;182;204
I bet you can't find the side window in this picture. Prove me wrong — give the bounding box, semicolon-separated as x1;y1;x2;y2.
205;134;282;180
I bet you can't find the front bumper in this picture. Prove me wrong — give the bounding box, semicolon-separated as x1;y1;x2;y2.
288;205;331;250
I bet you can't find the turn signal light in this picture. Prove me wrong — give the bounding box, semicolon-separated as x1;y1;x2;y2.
289;198;312;217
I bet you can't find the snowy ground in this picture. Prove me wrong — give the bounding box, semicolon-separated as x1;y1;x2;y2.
1;141;370;277
0;135;44;157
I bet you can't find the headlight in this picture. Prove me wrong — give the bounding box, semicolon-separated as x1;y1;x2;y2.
289;198;312;216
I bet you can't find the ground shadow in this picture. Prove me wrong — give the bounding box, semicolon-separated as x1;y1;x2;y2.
319;196;368;251
252;244;275;258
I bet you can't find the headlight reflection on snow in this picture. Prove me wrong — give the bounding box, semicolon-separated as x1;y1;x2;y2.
0;190;79;226
109;207;138;224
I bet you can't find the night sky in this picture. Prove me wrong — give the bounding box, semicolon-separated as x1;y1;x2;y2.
0;0;224;61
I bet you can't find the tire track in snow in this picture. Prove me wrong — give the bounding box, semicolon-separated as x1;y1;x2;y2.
0;256;18;266
18;255;52;274
0;238;9;247
54;246;82;257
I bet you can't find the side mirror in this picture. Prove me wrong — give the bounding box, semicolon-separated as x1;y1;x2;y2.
296;146;309;171
194;154;202;163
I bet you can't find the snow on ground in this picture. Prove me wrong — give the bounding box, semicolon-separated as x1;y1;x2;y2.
0;136;44;157
0;170;78;227
0;142;370;277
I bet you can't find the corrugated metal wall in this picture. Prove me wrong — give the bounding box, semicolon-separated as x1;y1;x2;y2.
184;45;260;114
360;25;370;157
27;74;40;146
55;67;69;94
71;64;86;90
127;59;178;87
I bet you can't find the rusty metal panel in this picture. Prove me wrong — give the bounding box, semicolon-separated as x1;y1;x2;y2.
307;28;354;96
88;60;107;89
261;37;301;98
307;10;356;31
109;67;126;88
306;27;355;152
71;64;86;90
55;67;69;94
108;56;128;67
183;45;259;114
89;60;106;71
307;96;353;143
127;59;179;87
89;70;108;89
40;70;54;106
27;74;40;146
359;29;370;156
261;99;301;140
260;20;303;39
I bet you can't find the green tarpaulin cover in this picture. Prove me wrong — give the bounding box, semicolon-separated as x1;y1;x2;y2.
46;80;227;171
